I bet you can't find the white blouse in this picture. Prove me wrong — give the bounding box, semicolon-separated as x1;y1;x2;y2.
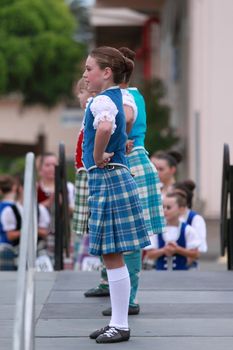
181;210;208;253
121;89;138;122
90;95;118;135
146;223;201;251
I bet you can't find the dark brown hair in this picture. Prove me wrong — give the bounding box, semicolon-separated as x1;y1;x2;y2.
166;192;187;208
118;47;136;83
152;150;182;168
173;180;196;208
0;174;16;194
90;46;134;85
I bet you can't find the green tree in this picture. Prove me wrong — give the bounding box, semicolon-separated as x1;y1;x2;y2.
141;78;179;155
0;0;86;106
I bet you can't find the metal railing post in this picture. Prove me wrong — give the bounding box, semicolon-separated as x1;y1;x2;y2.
54;142;70;271
13;153;37;350
228;166;233;270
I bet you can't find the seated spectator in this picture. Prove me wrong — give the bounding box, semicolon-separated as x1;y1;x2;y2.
150;150;182;197
145;192;201;270
36;152;75;268
0;175;19;270
0;174;51;271
171;180;208;269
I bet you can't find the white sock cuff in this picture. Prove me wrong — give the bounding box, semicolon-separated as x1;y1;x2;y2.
107;265;129;282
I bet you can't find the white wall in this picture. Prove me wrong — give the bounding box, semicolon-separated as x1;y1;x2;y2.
188;0;233;217
0;98;82;160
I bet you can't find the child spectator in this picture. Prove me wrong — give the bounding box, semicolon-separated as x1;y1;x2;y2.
150;150;182;196
0;174;51;271
172;180;207;268
36;153;75;267
0;175;19;270
146;192;201;270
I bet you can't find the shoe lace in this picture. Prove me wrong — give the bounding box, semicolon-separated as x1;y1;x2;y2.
102;327;118;337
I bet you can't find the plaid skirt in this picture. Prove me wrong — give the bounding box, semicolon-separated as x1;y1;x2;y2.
127;147;165;235
72;170;89;235
88;167;151;256
0;244;17;271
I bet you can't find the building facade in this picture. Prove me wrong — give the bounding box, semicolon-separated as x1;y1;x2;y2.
91;0;233;218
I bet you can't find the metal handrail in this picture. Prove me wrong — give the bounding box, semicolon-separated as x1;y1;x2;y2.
13;153;38;350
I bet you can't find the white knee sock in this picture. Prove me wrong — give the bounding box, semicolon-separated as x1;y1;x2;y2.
107;265;130;330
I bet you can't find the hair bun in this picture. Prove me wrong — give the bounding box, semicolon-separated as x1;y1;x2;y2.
119;47;136;62
183;179;196;192
168;151;182;164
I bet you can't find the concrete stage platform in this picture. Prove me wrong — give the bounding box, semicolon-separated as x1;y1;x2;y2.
1;269;233;350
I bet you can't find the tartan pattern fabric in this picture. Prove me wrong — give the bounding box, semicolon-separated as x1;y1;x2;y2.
72;170;89;236
88;167;151;256
74;233;90;269
0;244;17;271
127;148;166;235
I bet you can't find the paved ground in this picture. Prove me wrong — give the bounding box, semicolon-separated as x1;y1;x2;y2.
1;218;232;350
1;268;233;350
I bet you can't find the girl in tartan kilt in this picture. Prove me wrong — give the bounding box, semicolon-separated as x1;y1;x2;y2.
72;78;94;270
85;48;166;317
118;47;166;304
82;46;151;344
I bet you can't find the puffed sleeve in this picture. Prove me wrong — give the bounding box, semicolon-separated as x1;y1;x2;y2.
191;214;208;252
90;95;118;135
121;89;138;122
1;206;17;231
185;225;201;250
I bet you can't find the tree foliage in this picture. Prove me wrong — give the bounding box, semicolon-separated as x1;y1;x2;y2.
0;0;86;106
142;78;179;156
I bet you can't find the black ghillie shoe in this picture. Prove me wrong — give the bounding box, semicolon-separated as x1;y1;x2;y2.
84;285;110;297
89;325;110;339
96;327;130;343
102;304;140;316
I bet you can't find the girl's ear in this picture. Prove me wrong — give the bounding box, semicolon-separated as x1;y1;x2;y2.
170;166;176;176
103;67;112;80
179;206;186;216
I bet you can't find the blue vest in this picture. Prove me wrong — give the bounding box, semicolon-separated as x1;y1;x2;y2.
186;210;198;269
83;87;128;170
127;88;147;147
156;223;188;271
0;202;16;244
186;210;197;225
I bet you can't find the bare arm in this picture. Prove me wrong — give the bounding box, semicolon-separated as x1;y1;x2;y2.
167;242;200;259
145;247;166;260
146;244;199;260
124;105;135;134
38;227;49;239
6;230;20;242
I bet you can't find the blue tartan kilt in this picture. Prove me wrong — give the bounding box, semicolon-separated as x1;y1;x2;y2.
127;148;166;235
87;166;151;256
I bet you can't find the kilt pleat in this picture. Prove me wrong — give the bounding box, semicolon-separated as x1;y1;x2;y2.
88;167;151;256
127;148;165;235
72;170;89;235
